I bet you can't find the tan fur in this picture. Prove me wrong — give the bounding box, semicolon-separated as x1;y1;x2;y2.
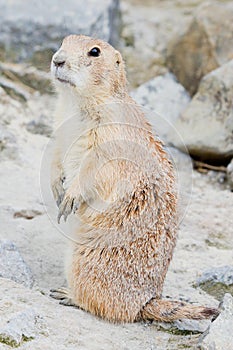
50;35;219;323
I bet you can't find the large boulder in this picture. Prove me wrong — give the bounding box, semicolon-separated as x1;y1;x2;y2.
120;0;192;88
170;60;233;163
167;2;233;95
0;0;120;69
131;72;190;144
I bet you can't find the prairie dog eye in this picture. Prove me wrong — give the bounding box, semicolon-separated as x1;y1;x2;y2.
88;47;101;57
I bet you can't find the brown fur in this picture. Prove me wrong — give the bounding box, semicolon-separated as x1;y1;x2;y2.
50;35;219;323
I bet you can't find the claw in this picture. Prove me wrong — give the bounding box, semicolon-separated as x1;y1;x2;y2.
56;192;65;207
50;287;69;300
52;176;66;208
57;195;76;223
50;287;76;307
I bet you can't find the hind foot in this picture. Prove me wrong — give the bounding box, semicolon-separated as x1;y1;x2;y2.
50;287;77;307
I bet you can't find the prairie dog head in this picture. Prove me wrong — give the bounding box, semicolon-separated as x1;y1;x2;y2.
51;35;127;100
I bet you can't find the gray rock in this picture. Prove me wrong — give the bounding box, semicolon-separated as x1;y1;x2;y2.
198;293;233;350
0;77;30;102
0;124;18;160
171;60;233;162
197;266;233;286
0;308;45;347
165;147;193;224
131;73;190;145
0;86;23;125
158;318;210;334
227;159;233;190
0;0;120;68
196;266;233;301
166;147;193;173
0;62;53;94
0;240;34;288
26;115;52;137
174;319;211;334
167;2;233;95
0;277;196;350
120;0;192;88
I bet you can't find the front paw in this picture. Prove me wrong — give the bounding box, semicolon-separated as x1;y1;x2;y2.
52;176;65;207
50;287;77;307
57;189;80;223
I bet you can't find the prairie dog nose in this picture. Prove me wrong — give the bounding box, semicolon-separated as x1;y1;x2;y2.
53;50;67;68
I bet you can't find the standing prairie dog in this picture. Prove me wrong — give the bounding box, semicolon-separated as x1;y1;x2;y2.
50;34;218;323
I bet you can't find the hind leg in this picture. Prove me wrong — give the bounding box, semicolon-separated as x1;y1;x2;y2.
50;287;77;307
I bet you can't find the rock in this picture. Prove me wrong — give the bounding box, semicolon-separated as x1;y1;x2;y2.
0;62;53;94
174;319;210;334
0;277;196;350
196;266;233;301
131;73;190;144
166;146;193;174
25;115;53;137
167;2;233;95
120;1;191;88
0;77;30;102
170;60;233;163
0;0;120;69
226;159;233;190
198;293;233;350
163;147;193;225
0;309;45;348
0;240;34;288
158;318;210;335
0;125;18;160
0;86;23;125
122;46;168;89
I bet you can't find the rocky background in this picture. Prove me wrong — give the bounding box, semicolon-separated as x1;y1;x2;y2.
0;0;233;349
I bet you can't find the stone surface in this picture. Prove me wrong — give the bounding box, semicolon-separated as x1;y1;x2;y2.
0;0;120;68
0;77;30;102
198;293;233;350
0;85;24;125
25;115;53;137
0;124;18;160
167;2;233;95
0;308;45;348
174;319;210;334
0;278;201;350
0;62;53;94
158;318;211;335
170;60;233;162
196;266;233;301
131;73;190;144
120;0;192;88
226;158;233;190
0;240;34;288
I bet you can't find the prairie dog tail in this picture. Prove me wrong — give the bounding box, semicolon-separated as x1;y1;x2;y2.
139;298;219;322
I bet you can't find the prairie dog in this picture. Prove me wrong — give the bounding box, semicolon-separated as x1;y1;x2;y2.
50;35;218;323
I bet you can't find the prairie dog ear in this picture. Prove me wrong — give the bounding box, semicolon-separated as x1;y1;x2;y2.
115;50;122;66
113;50;127;93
